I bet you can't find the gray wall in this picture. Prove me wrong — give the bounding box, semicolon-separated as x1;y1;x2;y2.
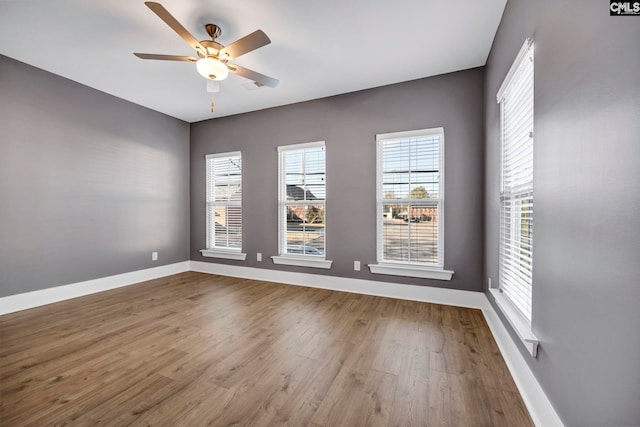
191;68;484;291
0;55;190;298
484;1;640;426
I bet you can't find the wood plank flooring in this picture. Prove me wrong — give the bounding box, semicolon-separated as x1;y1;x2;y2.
0;272;533;426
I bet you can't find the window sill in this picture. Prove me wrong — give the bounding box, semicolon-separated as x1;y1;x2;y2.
368;263;454;280
489;288;539;357
271;256;333;269
200;249;247;261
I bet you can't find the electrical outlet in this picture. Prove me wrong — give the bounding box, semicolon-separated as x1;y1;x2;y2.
354;261;361;271
152;252;158;261
257;252;262;262
488;277;492;288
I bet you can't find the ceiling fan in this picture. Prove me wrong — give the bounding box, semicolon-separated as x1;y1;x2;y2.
134;2;279;90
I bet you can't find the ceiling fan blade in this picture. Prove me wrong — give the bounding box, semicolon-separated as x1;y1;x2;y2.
134;53;197;62
227;64;279;88
144;2;205;55
219;30;270;60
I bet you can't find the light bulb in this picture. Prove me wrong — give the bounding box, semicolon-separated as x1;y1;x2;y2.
196;57;229;80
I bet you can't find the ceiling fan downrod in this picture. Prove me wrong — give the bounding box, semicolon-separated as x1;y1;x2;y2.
205;24;221;40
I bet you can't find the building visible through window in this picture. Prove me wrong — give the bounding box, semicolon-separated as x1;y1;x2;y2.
205;152;242;252
376;128;444;267
278;142;326;258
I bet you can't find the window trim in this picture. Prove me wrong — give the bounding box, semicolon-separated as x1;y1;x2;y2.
200;249;247;261
497;38;535;325
494;38;539;357
489;287;539;356
368;263;453;280
275;141;332;268
271;255;333;269
202;151;246;260
496;38;534;102
371;128;451;279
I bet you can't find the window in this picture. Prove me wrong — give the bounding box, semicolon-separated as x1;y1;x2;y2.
497;39;534;323
272;141;332;269
200;152;246;260
369;128;453;280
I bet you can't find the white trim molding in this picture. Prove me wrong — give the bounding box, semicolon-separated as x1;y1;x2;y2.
0;261;190;315
368;263;454;280
276;140;325;152
200;249;247;261
496;38;534;102
191;261;483;308
375;127;446;269
277;141;328;261
483;302;563;427
489;288;539;357
205;151;241;160
271;255;333;269
204;152;243;254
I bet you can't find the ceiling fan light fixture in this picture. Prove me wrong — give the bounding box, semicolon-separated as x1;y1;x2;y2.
196;57;229;80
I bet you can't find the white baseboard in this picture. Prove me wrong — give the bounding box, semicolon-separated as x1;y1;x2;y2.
189;261;488;309
0;261;190;315
0;259;563;427
190;260;563;427
483;305;564;427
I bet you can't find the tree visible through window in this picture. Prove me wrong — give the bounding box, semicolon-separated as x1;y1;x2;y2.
377;128;444;267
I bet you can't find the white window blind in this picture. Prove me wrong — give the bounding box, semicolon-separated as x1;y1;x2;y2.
498;39;534;322
206;152;242;251
278;142;326;257
376;128;444;267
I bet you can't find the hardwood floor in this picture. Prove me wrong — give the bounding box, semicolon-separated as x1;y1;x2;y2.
0;272;533;426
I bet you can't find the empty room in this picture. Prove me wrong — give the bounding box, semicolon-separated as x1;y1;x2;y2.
1;0;638;426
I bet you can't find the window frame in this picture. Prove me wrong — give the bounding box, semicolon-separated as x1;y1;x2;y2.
369;128;453;280
272;141;332;269
492;38;539;357
200;151;247;261
496;38;535;324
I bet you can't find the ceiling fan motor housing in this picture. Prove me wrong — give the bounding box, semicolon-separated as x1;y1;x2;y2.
199;39;224;58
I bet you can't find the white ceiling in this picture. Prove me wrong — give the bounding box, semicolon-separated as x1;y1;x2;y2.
0;0;506;123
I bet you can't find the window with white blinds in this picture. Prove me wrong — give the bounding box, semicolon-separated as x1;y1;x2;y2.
376;128;444;267
278;142;326;258
205;152;242;251
497;39;534;322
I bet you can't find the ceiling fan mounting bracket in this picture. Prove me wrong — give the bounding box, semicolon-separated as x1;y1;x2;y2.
205;24;222;40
